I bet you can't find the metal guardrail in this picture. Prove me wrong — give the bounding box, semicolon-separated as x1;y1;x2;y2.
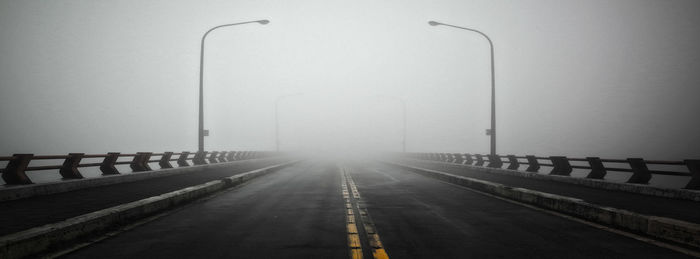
0;151;278;185
401;152;700;190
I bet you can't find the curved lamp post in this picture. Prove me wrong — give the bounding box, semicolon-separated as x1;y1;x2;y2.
275;93;304;151
198;19;269;152
428;20;496;156
376;95;407;152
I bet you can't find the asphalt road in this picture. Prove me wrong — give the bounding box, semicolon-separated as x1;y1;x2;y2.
61;160;694;259
0;157;289;236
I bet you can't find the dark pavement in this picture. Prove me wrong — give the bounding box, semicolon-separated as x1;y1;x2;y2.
348;162;693;258
63;161;347;259
60;160;693;259
395;158;700;224
0;157;289;236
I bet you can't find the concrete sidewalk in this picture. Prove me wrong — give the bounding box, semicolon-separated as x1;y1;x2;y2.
392;159;700;224
0;157;290;236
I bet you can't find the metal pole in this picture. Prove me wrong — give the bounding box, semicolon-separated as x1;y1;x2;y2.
198;19;269;152
428;21;496;156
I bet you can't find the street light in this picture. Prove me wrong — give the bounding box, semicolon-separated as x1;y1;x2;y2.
376;95;407;152
428;20;497;156
275;93;304;151
198;19;269;152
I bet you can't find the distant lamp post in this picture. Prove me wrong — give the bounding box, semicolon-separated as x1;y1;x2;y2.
376;95;407;152
275;93;304;151
428;20;497;156
198;19;269;152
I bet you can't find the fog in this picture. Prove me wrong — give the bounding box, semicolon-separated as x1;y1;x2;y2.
1;0;699;160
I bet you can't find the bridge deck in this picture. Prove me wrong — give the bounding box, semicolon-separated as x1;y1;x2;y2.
397;159;700;224
60;161;693;258
0;158;287;236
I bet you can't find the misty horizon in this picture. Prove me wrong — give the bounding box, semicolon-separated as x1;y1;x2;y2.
1;0;699;160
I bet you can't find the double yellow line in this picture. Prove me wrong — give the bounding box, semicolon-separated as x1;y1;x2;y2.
341;167;389;259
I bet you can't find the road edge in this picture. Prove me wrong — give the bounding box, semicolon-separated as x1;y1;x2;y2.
400;158;700;202
0;160;299;259
0;158;286;202
387;161;700;250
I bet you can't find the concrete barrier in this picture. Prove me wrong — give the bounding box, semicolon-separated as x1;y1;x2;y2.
0;157;285;202
401;158;700;202
0;160;298;259
389;161;700;249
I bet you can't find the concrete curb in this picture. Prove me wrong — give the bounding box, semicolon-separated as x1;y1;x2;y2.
402;159;700;202
389;161;700;249
0;157;283;202
0;160;298;259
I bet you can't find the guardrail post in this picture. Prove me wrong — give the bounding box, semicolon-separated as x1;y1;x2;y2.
507;155;519;170
453;153;464;164
59;153;85;179
463;154;473;165
487;155;503;168
525;155;540;172
130;152;152;172
585;157;606;179
177;152;190;167
100;152;120;175
626;158;651;184
193;151;207;165
549;156;572;176
218;151;228;162
143;152;153;171
474;154;485;166
2;154;34;184
684;159;700;190
159;152;173;169
208;151;219;163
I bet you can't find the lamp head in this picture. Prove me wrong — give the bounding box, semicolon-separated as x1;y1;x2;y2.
257;20;270;25
428;21;441;26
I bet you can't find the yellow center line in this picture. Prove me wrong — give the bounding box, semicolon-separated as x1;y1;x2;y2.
342;167;363;259
342;167;390;259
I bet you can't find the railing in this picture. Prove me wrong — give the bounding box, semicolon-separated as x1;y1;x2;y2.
1;151;278;185
400;152;700;190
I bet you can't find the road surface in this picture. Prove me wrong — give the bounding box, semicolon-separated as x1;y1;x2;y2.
61;160;693;259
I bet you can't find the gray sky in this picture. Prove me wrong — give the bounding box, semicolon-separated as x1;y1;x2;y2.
1;0;699;160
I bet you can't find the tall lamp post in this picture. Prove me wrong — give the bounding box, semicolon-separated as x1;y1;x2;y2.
275;93;304;151
198;19;269;152
428;20;497;156
377;95;407;152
